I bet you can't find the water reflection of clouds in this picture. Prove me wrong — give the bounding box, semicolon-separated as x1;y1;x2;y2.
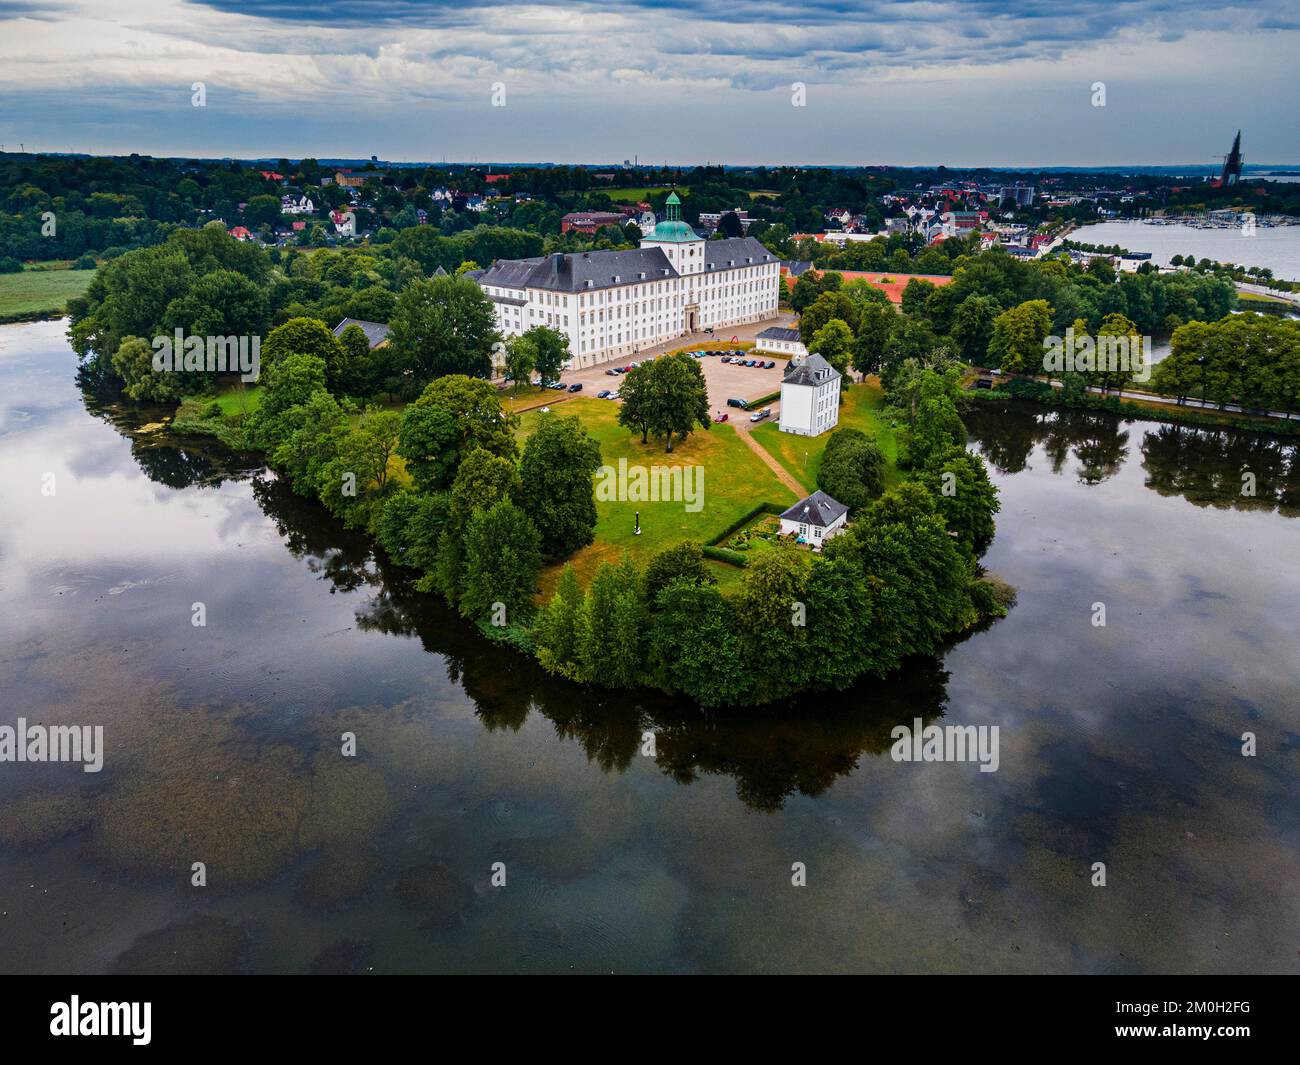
2;321;1298;973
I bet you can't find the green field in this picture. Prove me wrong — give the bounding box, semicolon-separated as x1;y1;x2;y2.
601;186;679;202
212;384;263;416
0;268;95;320
749;383;901;493
516;396;795;591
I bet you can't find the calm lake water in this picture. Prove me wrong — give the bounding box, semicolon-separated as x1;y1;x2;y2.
1075;220;1300;281
1;318;1297;974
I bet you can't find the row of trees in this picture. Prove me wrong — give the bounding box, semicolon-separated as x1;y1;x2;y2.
1151;315;1300;414
70;224;549;403
245;348;604;627
785;246;1242;400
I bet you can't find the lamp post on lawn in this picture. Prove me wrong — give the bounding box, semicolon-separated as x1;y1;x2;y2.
635;511;641;536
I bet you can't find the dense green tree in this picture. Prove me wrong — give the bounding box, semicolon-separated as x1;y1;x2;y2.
644;540;715;602
517;412;602;559
988;299;1054;374
397;402;463;492
252;352;330;447
533;565;586;680
647;579;751;708
949;293;1001;363
648;352;711;452
851;302;897;377
267;389;349;496
799;290;860;342
412;374;519;462
387;274;500;387
914;445;1000;556
432;447;523;606
802;556;874;689
110;335;185;402
808;319;854;377
261;317;342;374
579;556;647;687
826;481;975;665
816;428;886;512
372;489;449;575
460;499;543;623
901;278;937;317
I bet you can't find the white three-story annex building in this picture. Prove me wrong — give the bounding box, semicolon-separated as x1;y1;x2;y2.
472;193;781;368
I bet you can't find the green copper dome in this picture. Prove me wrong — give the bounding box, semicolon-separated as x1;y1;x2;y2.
647;190;698;242
647;219;697;242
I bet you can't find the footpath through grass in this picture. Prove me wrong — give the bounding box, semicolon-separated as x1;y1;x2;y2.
0;267;95;322
749;381;902;494
516;396;796;592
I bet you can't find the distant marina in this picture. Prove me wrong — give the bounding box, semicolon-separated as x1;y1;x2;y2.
1075;219;1300;281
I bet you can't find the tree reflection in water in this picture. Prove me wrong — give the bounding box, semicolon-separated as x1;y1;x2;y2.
966;400;1298;513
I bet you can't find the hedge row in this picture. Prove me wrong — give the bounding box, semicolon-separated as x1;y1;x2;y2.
702;545;749;567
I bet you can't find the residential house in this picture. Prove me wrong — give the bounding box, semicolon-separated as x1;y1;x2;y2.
335;170;367;189
281;193;315;216
778;353;841;437
330;208;355;236
227;225;253;242
331;318;390;349
754;326;807;359
560;211;627;235
778;490;849;550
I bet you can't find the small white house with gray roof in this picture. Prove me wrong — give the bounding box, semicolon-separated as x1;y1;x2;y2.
779;352;841;437
754;326;807;359
779;490;849;549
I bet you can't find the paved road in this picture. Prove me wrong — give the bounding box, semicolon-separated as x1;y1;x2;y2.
1236;281;1300;307
730;408;804;497
988;372;1298;422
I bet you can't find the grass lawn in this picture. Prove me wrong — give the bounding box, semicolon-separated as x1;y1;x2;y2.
516;396;797;592
1238;291;1293;306
749;381;902;494
211;384;263;416
0;267;95;319
602;186;677;202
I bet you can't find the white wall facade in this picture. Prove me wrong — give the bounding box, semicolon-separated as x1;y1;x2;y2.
779;512;847;549
779;374;840;436
755;335;807;358
480;238;782;369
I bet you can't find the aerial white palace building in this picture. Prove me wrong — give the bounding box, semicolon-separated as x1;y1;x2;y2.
472;193;782;368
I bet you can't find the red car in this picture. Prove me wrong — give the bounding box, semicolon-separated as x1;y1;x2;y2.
712;412;729;423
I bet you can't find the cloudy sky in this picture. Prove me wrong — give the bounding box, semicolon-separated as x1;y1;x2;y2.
1;0;1297;166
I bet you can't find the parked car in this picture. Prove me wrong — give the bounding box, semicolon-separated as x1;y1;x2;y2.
597;389;610;398
721;356;733;363
549;381;566;390
712;412;729;423
605;368;618;376
607;391;619;400
726;397;747;409
749;407;772;422
765;360;776;369
568;383;583;393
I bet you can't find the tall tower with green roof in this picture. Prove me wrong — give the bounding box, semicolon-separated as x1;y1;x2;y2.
641;189;704;274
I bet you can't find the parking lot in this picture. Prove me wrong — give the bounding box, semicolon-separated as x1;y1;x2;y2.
551;348;787;419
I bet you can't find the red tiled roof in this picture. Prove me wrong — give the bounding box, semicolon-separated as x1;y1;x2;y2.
785;269;953;304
